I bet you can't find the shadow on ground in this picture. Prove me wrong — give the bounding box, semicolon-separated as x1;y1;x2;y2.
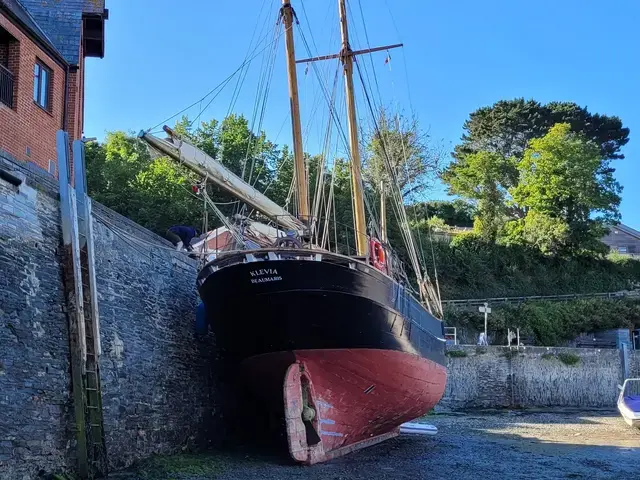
105;411;640;480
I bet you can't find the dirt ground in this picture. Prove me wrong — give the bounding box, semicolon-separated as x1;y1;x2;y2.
110;411;640;480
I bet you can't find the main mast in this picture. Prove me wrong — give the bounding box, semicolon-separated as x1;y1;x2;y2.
338;0;368;256
281;0;309;221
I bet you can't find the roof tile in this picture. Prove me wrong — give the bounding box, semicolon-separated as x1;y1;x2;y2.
16;0;105;64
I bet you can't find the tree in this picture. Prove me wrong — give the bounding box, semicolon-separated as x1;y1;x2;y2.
504;123;622;254
86;132;203;235
442;99;629;250
406;200;476;228
364;109;442;199
441;151;516;240
174;114;278;193
451;98;629;163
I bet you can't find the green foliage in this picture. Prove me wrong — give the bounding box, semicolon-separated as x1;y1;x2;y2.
541;353;555;361
85;132;202;235
364;109;441;198
406;200;475;227
135;453;226;479
452;98;629;163
501;210;571;255
86;114;291;236
441;150;515;240
446;349;468;358
504;123;621;254
557;352;581;366
442;99;629;254
431;236;640;300
444;298;640;347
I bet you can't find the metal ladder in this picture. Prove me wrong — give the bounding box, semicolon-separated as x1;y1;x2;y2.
57;132;108;478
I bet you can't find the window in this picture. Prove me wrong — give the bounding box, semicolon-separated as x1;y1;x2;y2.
619;246;627;253
33;61;51;111
0;27;17;109
628;245;637;254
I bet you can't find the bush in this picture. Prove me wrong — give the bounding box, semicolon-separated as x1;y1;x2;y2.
557;352;581;366
444;298;640;347
446;349;468;358
428;237;640;300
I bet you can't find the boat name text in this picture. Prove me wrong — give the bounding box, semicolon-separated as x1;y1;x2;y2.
249;268;282;284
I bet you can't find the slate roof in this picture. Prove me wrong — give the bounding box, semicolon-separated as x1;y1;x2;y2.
616;224;640;241
0;0;63;61
15;0;105;65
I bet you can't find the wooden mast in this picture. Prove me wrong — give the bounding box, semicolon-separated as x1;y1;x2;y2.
380;180;387;242
338;0;368;256
281;0;309;221
290;0;402;251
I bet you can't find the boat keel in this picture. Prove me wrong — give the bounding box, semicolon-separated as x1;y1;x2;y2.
282;360;401;464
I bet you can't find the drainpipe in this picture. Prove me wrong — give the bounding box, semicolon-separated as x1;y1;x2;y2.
62;64;70;131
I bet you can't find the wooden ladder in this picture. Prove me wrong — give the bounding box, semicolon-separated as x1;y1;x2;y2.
57;132;108;478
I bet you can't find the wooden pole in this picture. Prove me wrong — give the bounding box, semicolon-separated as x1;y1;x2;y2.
281;0;309;221
296;43;403;64
57;131;89;479
338;0;368;256
380;180;387;242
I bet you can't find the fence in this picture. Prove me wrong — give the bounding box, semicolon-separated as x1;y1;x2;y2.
442;289;640;308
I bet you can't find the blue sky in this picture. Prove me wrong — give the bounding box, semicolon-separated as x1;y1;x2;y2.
84;0;639;226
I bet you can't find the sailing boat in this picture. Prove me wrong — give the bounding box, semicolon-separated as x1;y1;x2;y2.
140;0;446;464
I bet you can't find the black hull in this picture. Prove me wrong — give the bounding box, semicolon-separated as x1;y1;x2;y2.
197;249;446;368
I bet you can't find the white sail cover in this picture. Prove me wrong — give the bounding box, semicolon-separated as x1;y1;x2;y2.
139;129;305;233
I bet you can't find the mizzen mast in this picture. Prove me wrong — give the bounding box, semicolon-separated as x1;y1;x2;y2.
281;0;309;221
296;0;402;256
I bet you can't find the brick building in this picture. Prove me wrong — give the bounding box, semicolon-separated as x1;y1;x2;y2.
0;0;107;175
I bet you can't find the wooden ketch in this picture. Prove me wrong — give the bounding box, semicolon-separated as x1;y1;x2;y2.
140;0;446;465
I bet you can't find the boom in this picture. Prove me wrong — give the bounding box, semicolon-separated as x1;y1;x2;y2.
139;127;305;233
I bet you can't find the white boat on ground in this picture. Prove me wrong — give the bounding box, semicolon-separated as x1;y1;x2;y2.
617;378;640;428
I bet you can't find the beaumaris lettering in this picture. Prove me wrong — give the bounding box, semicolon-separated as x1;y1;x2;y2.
249;268;282;284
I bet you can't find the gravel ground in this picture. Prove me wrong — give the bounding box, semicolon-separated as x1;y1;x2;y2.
111;411;640;480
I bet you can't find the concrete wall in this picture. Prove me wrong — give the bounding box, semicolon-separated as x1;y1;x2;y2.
441;346;623;410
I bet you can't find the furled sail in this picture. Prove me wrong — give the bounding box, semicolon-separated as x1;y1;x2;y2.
139;126;305;233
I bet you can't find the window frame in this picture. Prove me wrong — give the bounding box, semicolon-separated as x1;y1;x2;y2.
33;60;52;112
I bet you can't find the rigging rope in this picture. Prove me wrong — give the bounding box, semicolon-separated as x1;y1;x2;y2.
353;60;442;315
146;23;287;133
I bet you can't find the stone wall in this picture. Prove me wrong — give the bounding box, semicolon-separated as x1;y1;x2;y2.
92;204;219;471
0;153;220;477
441;346;623;410
0;157;74;479
630;350;640;378
1;153;638;477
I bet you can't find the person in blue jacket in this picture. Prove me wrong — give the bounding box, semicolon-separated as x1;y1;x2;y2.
195;300;208;336
166;225;199;251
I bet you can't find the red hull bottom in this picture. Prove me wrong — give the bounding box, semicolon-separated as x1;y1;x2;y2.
240;349;447;464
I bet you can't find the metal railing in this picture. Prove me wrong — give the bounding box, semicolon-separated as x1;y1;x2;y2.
444;327;457;345
0;63;13;108
442;289;640;307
